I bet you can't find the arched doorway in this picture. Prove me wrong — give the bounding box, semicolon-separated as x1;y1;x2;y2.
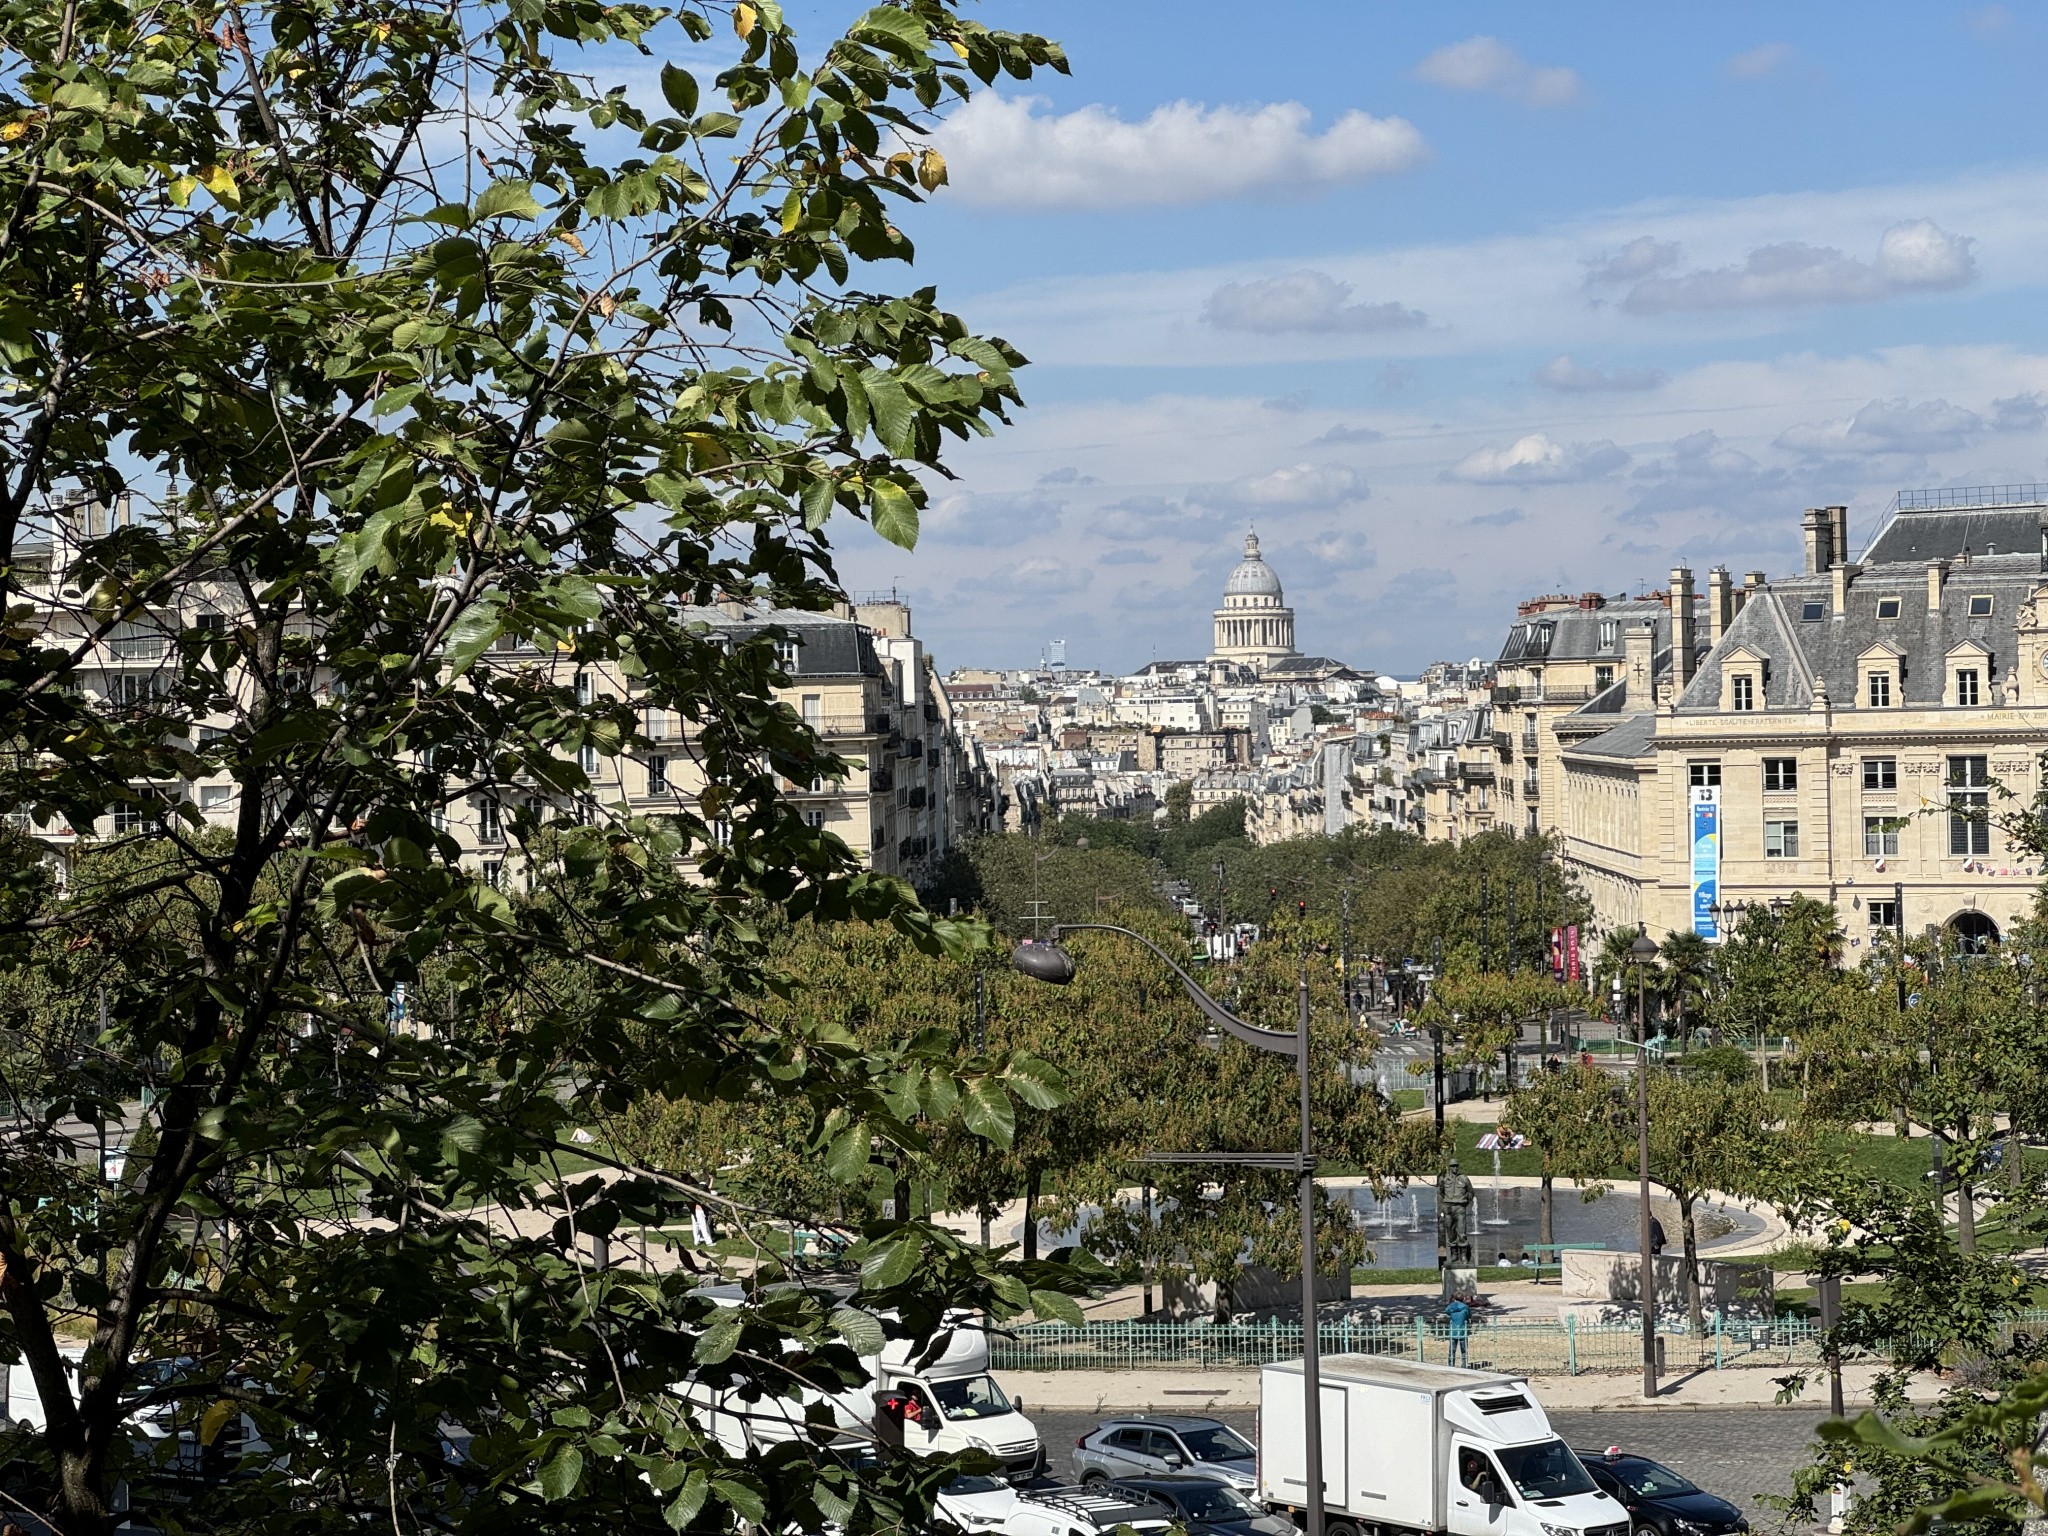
1948;910;2001;954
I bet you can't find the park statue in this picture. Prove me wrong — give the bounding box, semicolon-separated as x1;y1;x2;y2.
1438;1159;1476;1269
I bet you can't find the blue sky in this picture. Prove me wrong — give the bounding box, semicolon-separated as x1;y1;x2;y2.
793;3;2048;674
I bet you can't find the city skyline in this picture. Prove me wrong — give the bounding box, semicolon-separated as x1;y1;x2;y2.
799;2;2048;675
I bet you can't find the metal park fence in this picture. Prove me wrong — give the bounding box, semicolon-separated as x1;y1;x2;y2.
990;1310;2048;1377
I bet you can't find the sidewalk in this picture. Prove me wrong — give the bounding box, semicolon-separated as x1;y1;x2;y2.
1006;1360;1941;1413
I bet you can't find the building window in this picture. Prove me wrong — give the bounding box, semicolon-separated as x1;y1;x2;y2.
1863;816;1899;857
575;670;593;705
1949;755;1990;856
481;859;503;889
1599;619;1618;650
1731;674;1755;712
776;637;802;671
112;803;149;835
708;818;733;847
199;784;233;813
1876;596;1901;619
643;706;673;740
1527;668;1543;699
1801;600;1825;622
1862;757;1897;791
647;755;669;795
1764;819;1800;858
801;693;822;729
1866;670;1892;708
1968;594;1994;618
1594;664;1614;692
804;809;827;830
578;743;597;774
477;797;503;842
1688;760;1721;788
1956;668;1980;706
1869;898;1898;929
1763;758;1798;792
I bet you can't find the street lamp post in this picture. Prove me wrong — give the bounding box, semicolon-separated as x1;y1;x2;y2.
1012;926;1325;1536
1629;927;1660;1400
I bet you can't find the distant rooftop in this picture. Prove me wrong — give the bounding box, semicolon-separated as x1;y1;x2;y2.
1861;485;2048;566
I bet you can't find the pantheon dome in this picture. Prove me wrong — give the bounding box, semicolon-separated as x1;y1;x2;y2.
1209;530;1298;673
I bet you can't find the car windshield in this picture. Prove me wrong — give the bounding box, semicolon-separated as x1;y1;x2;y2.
1175;1486;1260;1520
929;1374;1013;1421
1181;1426;1256;1462
944;1475;1010;1496
1496;1441;1598;1500
1610;1459;1698;1497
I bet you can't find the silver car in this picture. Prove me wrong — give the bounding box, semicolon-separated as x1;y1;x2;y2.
1072;1416;1257;1491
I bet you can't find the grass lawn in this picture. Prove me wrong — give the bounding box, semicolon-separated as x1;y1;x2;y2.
1354;1265;1542;1287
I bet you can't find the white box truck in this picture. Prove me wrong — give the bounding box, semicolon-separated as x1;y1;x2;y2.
1258;1356;1630;1536
684;1290;1043;1482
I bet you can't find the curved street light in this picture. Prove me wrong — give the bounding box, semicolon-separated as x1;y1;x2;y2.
1012;925;1325;1536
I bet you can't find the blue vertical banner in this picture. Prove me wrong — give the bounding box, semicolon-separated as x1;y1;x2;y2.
1691;786;1720;939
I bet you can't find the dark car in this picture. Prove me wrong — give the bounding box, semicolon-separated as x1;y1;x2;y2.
1577;1449;1748;1536
1105;1475;1293;1536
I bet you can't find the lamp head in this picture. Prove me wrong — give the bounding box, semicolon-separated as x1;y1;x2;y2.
1629;931;1659;965
1011;942;1076;985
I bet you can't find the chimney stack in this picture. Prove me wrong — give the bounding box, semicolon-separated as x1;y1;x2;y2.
1670;565;1698;688
1927;558;1948;614
1623;617;1658;709
1827;505;1849;568
1707;566;1732;646
1802;507;1834;575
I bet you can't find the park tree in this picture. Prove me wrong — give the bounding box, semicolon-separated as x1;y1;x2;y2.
1642;1069;1777;1333
0;0;1079;1530
1426;969;1576;1100
1503;1061;1629;1249
1711;895;1847;1088
1656;929;1715;1046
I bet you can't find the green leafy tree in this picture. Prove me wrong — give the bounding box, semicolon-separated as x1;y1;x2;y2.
1656;928;1715;1046
0;1;1077;1530
1427;969;1575;1100
1503;1061;1628;1248
1642;1070;1776;1332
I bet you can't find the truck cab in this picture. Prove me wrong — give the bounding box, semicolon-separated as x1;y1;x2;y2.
874;1323;1043;1481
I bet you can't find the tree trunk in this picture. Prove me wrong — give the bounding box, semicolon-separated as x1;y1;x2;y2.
893;1171;913;1228
1539;1157;1555;1250
1678;1190;1705;1336
1957;1174;1976;1253
1023;1167;1041;1263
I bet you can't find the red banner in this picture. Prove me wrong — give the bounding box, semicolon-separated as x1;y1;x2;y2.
1550;927;1563;979
1565;924;1581;984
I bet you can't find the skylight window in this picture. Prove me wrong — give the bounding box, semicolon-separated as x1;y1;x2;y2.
1968;594;1993;617
1876;597;1901;619
1801;600;1825;622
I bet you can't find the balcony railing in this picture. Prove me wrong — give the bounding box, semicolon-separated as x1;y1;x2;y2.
1520;733;1539;752
811;714;885;737
1522;780;1540;800
869;767;895;793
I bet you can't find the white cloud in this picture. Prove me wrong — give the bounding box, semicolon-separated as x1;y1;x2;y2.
935;94;1427;211
1585;237;1682;286
1725;43;1794;79
1991;392;2048;432
1204;270;1428;335
960;555;1094;595
1446;432;1629;484
1534;355;1667;392
1315;424;1385;444
1194;462;1371;509
1415;37;1581;108
1776;397;1987;456
920;490;1064;548
1618;219;1976;312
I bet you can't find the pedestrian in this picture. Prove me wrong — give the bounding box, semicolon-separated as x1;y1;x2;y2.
1649;1216;1667;1257
1445;1295;1471;1367
1580;1049;1593;1068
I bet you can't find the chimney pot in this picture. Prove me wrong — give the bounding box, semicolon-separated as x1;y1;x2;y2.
1707;566;1733;646
1927;558;1948;614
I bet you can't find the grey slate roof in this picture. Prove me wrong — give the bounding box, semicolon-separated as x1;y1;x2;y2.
1675;554;2041;713
1496;596;1686;665
1564;713;1659;760
1861;505;2048;565
680;605;883;679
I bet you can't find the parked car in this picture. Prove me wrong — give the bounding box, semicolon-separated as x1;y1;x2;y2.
1105;1475;1294;1536
938;1472;1025;1532
1002;1485;1175;1536
1073;1415;1257;1491
1577;1448;1748;1536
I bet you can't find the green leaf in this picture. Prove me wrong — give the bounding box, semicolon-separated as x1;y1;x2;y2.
712;1477;766;1525
830;1304;886;1355
538;1443;584;1501
850;6;930;54
869;479;919;550
199;1399;240;1446
1028;1289;1085;1327
474;179;543;221
1003;1054;1066;1110
664;1471;710;1530
860;1236;921;1290
826;1117;872;1182
660;64;699;116
693;1308;743;1363
443;595;505;678
960;1078;1016;1148
800;473;838;530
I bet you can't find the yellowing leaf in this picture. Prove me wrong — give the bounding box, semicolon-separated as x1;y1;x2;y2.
0;122;26;143
557;230;586;256
734;3;757;39
916;150;946;192
197;163;240;208
199;1399;239;1447
948;39;969;60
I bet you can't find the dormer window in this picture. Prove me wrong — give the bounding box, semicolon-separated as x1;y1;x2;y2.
1945;641;1992;707
1876;597;1901;620
1969;594;1994;618
1721;647;1765;713
1858;642;1904;710
1732;674;1754;711
1957;668;1980;706
1599;619;1618;650
1867;670;1892;707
